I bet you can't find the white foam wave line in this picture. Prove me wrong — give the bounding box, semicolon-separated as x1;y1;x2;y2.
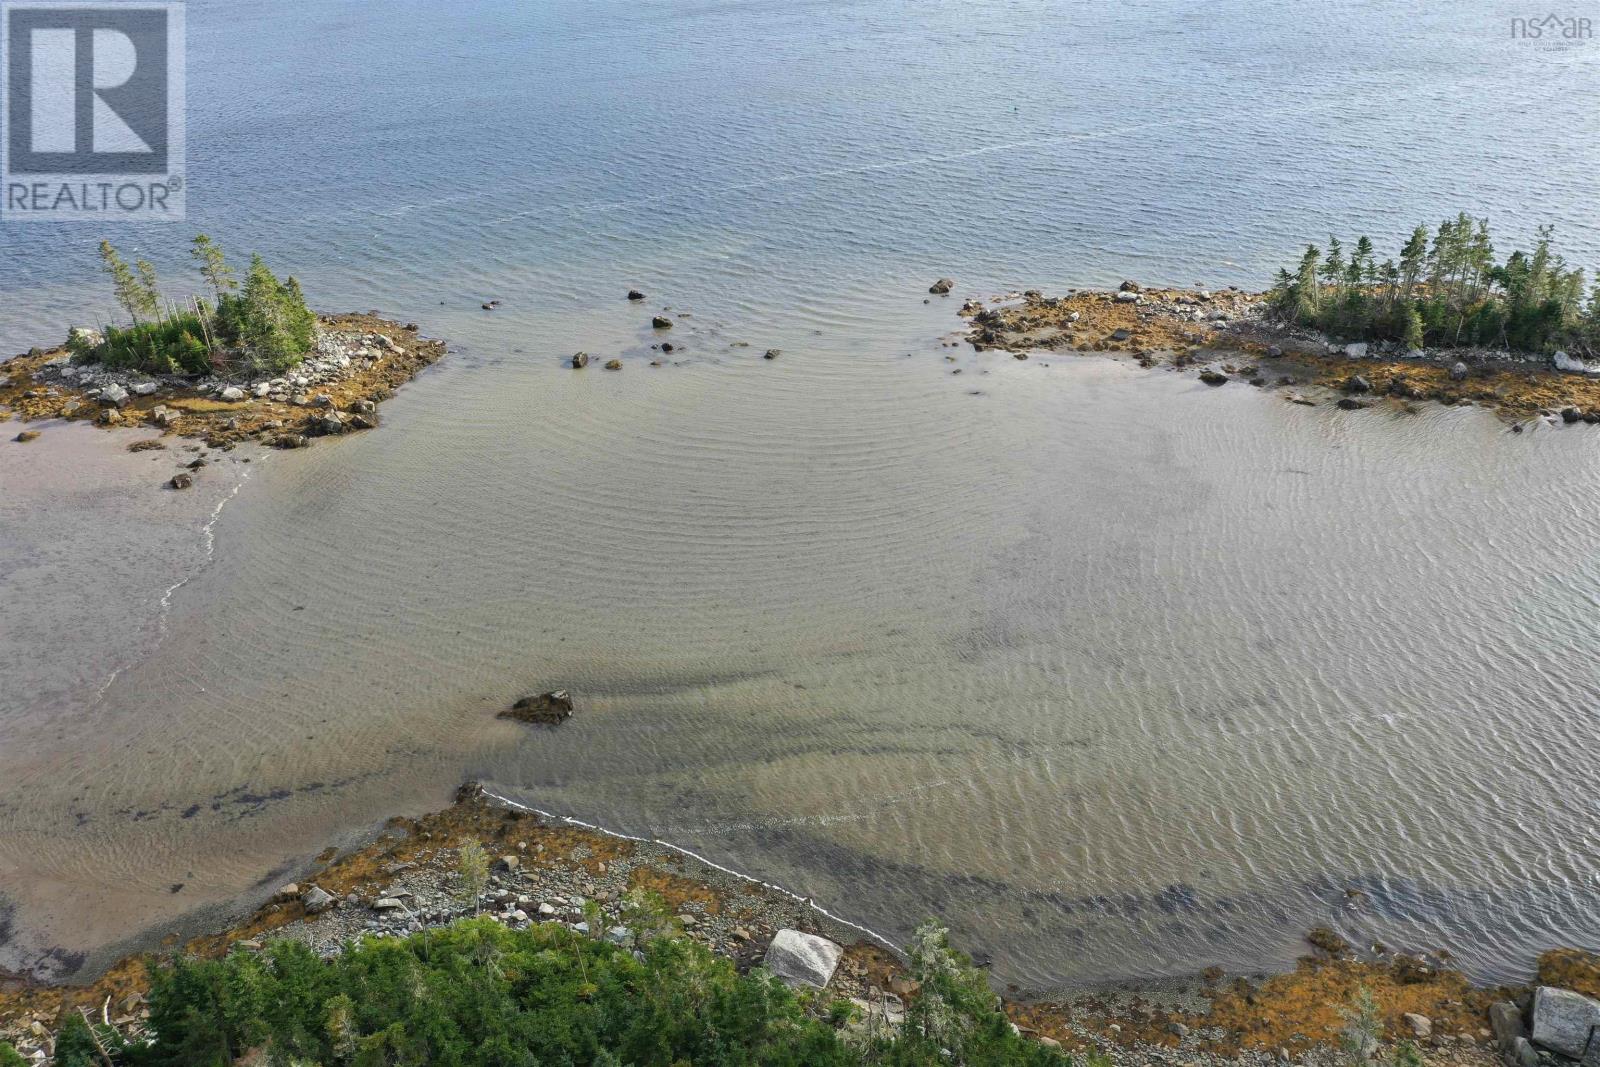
90;461;261;704
478;786;900;953
483;94;1367;227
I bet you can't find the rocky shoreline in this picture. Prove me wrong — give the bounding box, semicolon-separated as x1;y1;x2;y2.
953;283;1600;424
0;313;445;463
3;784;1594;1067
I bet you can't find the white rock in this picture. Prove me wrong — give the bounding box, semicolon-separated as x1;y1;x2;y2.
302;885;335;913
1403;1013;1432;1038
1343;342;1368;358
1114;290;1139;303
100;383;128;406
132;382;158;396
1554;350;1600;376
371;898;404;911
253;382;272;397
538;902;556;917
220;386;246;402
1532;987;1600;1058
763;928;843;990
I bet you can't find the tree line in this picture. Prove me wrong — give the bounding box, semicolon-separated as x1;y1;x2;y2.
13;912;1074;1067
1269;214;1598;355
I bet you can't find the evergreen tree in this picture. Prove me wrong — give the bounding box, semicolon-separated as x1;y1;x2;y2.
190;234;237;298
99;240;150;324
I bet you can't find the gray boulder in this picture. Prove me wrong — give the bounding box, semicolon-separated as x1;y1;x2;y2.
1343;342;1369;358
100;383;129;407
1449;362;1469;381
1532;987;1600;1058
1491;1000;1527;1050
1114;290;1139;303
1512;1036;1541;1067
928;278;954;295
763;928;842;990
303;885;335;913
219;386;246;402
132;382;158;396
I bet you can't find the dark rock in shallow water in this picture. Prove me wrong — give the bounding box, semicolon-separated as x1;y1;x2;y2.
763;349;780;360
1199;370;1228;385
273;434;309;449
627;289;645;301
501;690;574;725
1344;375;1371;394
169;472;193;490
928;278;954;295
652;316;673;329
571;352;590;369
604;359;622;370
1337;397;1367;410
1118;279;1141;293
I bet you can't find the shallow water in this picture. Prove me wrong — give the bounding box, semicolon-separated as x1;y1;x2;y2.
2;0;1600;988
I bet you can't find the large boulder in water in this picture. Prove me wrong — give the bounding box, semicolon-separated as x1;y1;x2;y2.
928;278;954;295
763;929;843;990
501;690;574;725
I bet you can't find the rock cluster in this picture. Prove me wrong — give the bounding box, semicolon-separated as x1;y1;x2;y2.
1488;987;1600;1067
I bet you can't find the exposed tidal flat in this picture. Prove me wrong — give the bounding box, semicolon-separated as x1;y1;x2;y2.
3;0;1600;1037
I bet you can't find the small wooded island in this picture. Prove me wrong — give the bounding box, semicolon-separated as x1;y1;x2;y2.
0;235;444;463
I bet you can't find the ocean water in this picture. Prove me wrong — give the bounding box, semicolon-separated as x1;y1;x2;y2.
2;0;1599;988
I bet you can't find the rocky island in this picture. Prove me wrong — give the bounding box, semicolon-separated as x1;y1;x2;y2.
0;237;445;463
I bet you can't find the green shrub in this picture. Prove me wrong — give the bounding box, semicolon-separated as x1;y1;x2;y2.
108;917;1070;1067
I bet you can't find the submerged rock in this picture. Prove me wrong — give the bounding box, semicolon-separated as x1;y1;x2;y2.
1343;375;1371;394
604;359;622;370
651;316;673;329
627;289;645;301
1199;370;1228;385
501;690;574;725
571;352;590;369
928;278;954;295
763;349;780;360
